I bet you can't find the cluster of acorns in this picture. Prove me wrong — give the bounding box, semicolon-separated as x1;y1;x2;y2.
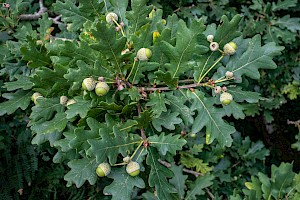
96;159;141;178
206;34;237;105
207;34;237;56
82;77;110;96
31;92;76;106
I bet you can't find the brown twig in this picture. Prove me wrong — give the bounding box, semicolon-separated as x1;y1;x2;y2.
287;119;300;126
158;160;204;177
19;0;47;20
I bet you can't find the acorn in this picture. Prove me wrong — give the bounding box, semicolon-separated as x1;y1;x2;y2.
223;42;237;55
60;96;68;106
153;31;161;43
106;12;118;24
126;161;140;176
95;81;109;96
220;92;233;105
209;42;219;51
225;71;234;79
82;78;96;91
123;156;131;163
214;86;222;94
136;48;152;61
66;99;76;106
96;163;111;177
207;34;214;42
31;92;42;105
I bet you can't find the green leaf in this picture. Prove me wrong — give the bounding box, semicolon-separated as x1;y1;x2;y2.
0;90;32;116
223;101;245;119
103;167;145;200
152;110;182;132
65;96;92;119
126;0;152;34
272;0;298;11
169;165;188;199
160;19;207;78
185;174;214;200
226;34;284;82
227;87;261;103
20;38;52;68
90;21;127;74
146;91;169;117
110;0;129;25
148;133;186;156
187;90;235;147
155;71;178;90
31;65;69;96
54;0;101;32
134;110;153;129
4;75;33;91
273;15;300;33
69;118;102;150
214;14;242;47
87;126;139;164
180;152;213;174
166;91;194;125
146;147;177;200
31;112;68;135
30;97;64;123
64;157;98;188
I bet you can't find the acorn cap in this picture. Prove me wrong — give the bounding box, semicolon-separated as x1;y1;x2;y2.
106;12;118;24
82;78;96;91
126;161;140;176
60;96;68;106
31;92;42;105
136;48;152;61
66;99;76;106
223;42;237;55
225;71;234;79
220;92;233;105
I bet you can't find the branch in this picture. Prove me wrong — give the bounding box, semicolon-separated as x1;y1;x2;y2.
19;0;47;20
287;119;300;126
137;102;147;140
139;82;205;92
158;159;204;177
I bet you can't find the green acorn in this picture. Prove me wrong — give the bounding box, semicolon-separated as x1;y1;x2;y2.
223;42;237;55
220;92;233;105
82;78;96;91
126;161;140;176
31;92;42;105
96;163;111;177
106;12;118;24
136;48;152;61
95;81;109;96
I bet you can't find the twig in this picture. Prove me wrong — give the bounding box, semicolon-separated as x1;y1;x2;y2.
205;188;215;199
137;102;147;140
158;159;204;177
287;119;300;126
139;82;204;92
49;14;62;25
19;0;47;20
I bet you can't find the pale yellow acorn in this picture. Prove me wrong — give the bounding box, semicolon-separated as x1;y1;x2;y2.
214;86;222;94
106;12;118;24
136;48;152;61
209;42;219;51
96;163;111;177
225;71;234;79
207;34;214;42
223;42;237;55
60;96;68;106
31;92;42;105
82;78;96;91
126;161;140;176
95;82;109;96
220;92;233;105
66;99;76;106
